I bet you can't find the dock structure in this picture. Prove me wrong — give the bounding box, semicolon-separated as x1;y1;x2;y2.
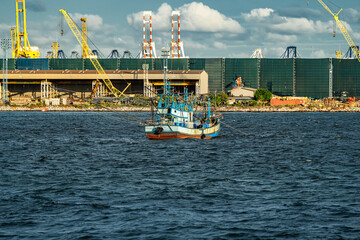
1;57;360;105
2;69;207;104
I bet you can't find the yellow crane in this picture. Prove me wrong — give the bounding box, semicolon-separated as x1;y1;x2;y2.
11;0;40;58
315;0;360;62
80;18;87;58
59;9;130;98
52;42;59;58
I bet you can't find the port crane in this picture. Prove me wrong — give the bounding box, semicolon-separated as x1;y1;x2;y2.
59;9;130;98
315;0;360;62
11;0;40;58
80;18;87;58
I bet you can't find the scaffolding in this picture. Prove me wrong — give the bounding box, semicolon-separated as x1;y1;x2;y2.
195;82;200;97
91;80;107;97
142;64;154;97
41;80;57;100
141;11;156;58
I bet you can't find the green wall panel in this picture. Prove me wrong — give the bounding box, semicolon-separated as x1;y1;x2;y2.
0;59;16;70
296;59;329;98
119;59;153;70
333;59;360;97
188;58;206;70
50;59;84;70
260;59;294;96
3;57;359;98
205;58;223;94
153;59;188;70
225;58;258;92
84;59;119;70
16;58;49;70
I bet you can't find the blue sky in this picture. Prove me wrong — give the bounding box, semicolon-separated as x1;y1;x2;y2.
1;0;360;58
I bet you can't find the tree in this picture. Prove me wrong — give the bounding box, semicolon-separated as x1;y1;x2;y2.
209;92;229;106
254;89;272;102
216;92;229;106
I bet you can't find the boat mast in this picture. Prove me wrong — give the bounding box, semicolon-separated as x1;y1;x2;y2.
161;48;170;107
207;98;211;119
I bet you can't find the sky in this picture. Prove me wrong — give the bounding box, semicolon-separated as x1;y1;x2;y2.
1;0;360;58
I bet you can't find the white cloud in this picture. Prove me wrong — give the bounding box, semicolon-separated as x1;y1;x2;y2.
127;2;244;33
20;12;127;57
0;24;12;41
127;3;172;31
71;13;104;31
179;2;244;33
311;50;327;58
125;2;245;57
229;52;252;58
266;33;297;42
263;47;286;58
271;18;332;35
344;8;360;23
243;8;274;22
184;38;207;50
213;41;227;49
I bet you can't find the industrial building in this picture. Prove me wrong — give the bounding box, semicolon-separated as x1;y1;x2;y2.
1;57;360;104
1;0;360;104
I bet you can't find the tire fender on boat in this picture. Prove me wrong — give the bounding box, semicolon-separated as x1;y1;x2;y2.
154;127;164;135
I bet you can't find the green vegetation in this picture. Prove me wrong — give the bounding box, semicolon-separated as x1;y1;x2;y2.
209;92;229;106
254;89;272;102
233;100;259;107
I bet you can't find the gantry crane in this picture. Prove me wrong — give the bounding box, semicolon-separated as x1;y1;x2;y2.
59;9;130;98
11;0;40;58
315;0;360;62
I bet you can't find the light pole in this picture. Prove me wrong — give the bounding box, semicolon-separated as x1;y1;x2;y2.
1;39;11;105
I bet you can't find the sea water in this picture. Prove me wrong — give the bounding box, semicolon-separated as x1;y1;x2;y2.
0;112;359;239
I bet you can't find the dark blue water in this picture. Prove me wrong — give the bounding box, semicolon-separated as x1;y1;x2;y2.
1;112;359;239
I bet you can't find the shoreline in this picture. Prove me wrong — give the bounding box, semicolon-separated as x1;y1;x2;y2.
1;105;360;112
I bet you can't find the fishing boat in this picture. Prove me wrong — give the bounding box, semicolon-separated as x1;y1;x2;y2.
145;58;222;140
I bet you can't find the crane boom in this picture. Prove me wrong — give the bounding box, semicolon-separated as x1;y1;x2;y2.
59;9;130;98
316;0;360;62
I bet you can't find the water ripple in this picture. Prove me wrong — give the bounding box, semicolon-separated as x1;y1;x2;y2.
0;112;359;239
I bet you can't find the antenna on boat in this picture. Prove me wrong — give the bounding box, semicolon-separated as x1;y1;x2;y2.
161;48;170;105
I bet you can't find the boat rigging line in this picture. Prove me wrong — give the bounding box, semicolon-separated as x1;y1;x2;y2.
47;85;248;137
47;85;146;126
221;121;249;136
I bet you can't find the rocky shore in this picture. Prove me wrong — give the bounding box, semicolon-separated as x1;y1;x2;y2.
1;105;360;112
